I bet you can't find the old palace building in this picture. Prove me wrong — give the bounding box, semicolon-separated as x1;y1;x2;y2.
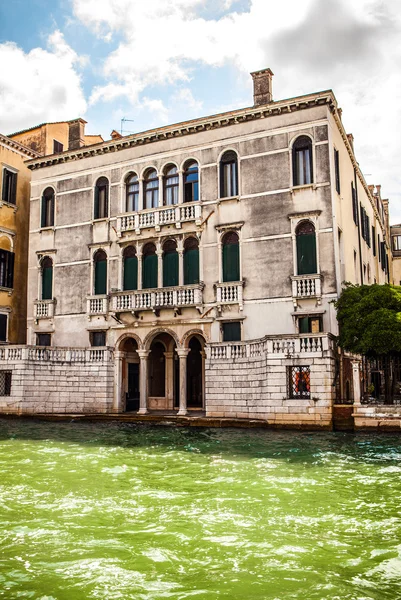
0;69;390;427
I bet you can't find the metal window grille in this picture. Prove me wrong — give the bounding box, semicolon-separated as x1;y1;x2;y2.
0;371;12;396
288;366;310;399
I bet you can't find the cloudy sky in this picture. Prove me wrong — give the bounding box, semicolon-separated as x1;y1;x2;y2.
0;0;400;220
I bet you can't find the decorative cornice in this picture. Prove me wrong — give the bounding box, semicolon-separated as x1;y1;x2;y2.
26;91;336;171
0;133;40;159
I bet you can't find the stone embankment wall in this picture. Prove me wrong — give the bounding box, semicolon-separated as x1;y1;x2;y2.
353;404;401;431
205;335;336;429
0;347;114;414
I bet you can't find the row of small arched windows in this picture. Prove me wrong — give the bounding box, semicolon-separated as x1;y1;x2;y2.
40;138;313;227
39;222;317;299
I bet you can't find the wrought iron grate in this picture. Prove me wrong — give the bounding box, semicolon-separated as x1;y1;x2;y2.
288;366;310;399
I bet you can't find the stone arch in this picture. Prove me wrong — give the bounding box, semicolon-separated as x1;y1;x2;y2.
143;327;180;351
0;234;13;252
116;331;143;351
181;328;209;348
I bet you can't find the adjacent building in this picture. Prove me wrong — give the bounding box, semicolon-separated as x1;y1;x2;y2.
0;69;391;426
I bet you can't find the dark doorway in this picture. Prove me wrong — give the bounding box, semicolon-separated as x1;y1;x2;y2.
149;341;166;397
126;363;140;411
187;337;203;408
174;355;180;409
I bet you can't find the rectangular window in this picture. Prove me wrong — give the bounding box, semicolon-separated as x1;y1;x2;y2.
2;168;17;205
53;140;64;154
334;148;340;194
288;366;310;399
36;333;51;346
0;314;7;342
91;331;106;347
0;251;14;289
298;316;322;334
393;235;401;251
381;242;386;271
0;371;12;396
372;226;376;256
351;183;358;225
222;322;241;342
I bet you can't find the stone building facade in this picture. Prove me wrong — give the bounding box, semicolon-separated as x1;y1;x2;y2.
0;69;390;427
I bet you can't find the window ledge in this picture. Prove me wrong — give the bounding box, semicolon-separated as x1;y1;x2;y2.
290;184;316;195
217;195;240;204
0;201;18;212
0;286;13;296
92;218;109;224
40;226;55;232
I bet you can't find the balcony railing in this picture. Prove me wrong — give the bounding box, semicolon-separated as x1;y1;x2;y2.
111;284;203;312
207;333;335;361
87;295;109;316
34;299;56;320
0;345;113;363
215;281;244;309
291;274;322;299
117;202;202;235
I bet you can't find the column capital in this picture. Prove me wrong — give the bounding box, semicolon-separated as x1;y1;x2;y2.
177;348;190;358
137;349;150;359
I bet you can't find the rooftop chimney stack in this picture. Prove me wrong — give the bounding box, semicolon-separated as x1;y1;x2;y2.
110;130;123;140
68;118;87;150
251;68;274;106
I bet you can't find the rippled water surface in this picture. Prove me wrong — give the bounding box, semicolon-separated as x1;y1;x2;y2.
1;420;401;599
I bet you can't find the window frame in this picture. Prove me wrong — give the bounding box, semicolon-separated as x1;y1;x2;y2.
94;177;109;220
163;164;179;206
221;230;240;283
0;370;12;396
288;365;311;400
41;187;55;229
90;331;106;347
222;321;242;342
183;160;199;203
144;169;159;210
93;249;108;295
219;150;239;199
1;167;17;206
125;173;139;213
292;135;313;187
36;333;52;347
392;235;401;252
0;313;9;343
0;249;14;290
295;220;318;276
40;256;53;300
53;140;64;154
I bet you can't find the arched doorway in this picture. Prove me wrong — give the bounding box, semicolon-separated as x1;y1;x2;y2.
119;337;140;412
187;337;204;408
148;332;178;410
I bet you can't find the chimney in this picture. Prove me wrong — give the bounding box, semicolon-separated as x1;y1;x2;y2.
251;68;274;106
110;130;123;140
68;118;87;150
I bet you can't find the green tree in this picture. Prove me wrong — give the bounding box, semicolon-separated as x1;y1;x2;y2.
335;284;401;403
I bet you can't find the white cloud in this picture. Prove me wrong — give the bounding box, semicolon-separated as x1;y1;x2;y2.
0;31;87;134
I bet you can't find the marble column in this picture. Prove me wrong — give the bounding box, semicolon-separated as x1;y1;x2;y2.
351;360;361;405
164;351;175;409
157;250;163;289
113;351;124;412
177;348;190;415
137;350;150;414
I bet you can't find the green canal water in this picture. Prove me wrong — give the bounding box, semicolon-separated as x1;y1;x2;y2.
1;421;401;599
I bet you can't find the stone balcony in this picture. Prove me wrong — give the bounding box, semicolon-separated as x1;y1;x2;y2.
117;202;202;236
34;299;56;320
0;345;113;363
207;333;335;361
215;281;244;310
110;284;203;314
291;274;322;303
87;295;109;316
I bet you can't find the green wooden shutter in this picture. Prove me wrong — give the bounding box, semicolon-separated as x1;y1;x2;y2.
94;260;107;295
223;243;240;282
223;322;241;341
42;266;53;300
163;252;178;287
123;256;138;290
299;317;309;334
184;249;199;284
11;173;17;205
143;254;157;289
296;234;317;275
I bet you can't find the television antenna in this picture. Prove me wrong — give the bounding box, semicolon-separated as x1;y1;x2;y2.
120;118;135;135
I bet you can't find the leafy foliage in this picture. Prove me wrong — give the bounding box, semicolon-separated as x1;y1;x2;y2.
335;284;401;356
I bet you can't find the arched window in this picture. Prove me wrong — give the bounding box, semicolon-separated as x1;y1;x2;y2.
293;136;313;186
296;221;317;275
222;231;240;282
184;160;199;202
163;239;178;287
94;177;109;219
163;165;179;206
123;246;138;291
41;256;53;300
94;249;107;295
41;187;54;228
184;237;199;285
142;243;157;289
144;169;159;209
126;173;139;212
220;151;238;198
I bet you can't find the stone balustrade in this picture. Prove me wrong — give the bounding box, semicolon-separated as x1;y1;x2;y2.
117;202;202;235
291;274;322;299
111;284;203;312
0;345;113;363
207;333;334;361
34;299;55;319
87;295;109;316
215;281;244;309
